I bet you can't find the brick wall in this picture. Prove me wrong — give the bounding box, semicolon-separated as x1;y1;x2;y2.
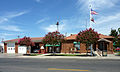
15;43;18;53
61;42;89;53
4;43;7;53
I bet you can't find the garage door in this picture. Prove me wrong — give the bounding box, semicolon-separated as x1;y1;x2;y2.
18;46;27;54
7;47;15;53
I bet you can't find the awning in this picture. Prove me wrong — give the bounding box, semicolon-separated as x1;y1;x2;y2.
73;42;80;44
45;44;60;47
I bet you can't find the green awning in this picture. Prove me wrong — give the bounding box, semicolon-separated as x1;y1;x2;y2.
45;44;60;47
73;42;80;44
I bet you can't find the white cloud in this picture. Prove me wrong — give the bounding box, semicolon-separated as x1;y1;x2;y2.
90;0;114;9
36;17;49;24
0;11;28;24
0;33;15;36
93;13;120;35
35;0;41;3
77;0;119;10
0;18;8;24
0;25;22;32
44;24;65;32
6;11;28;18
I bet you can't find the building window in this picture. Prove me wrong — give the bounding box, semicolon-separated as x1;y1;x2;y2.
74;42;80;50
7;43;15;47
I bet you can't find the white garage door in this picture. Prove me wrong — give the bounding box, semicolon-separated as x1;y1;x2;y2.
7;47;15;53
18;46;27;54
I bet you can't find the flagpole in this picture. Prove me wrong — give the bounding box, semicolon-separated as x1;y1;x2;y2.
89;4;92;28
89;0;93;56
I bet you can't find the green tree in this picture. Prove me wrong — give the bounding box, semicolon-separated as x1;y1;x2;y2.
76;28;99;55
109;29;118;37
109;29;118;43
115;39;120;48
42;31;64;55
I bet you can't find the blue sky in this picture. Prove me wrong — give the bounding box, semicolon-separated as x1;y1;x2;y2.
0;0;120;41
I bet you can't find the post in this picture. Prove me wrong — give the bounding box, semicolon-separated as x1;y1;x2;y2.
90;44;93;56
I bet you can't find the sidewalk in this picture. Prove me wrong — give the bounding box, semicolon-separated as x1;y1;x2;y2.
0;53;23;58
18;54;120;59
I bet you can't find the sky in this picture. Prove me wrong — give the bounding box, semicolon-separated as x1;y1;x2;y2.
0;0;120;41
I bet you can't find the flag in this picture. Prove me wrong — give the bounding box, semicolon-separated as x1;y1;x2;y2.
91;18;95;23
91;9;98;15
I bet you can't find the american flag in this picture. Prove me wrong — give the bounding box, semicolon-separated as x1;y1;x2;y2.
91;9;98;15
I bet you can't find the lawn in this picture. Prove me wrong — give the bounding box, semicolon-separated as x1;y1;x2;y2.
115;52;120;56
45;53;91;56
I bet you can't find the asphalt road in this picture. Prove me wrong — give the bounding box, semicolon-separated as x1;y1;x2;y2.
0;58;120;72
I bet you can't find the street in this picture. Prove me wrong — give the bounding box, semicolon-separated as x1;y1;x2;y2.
0;58;120;72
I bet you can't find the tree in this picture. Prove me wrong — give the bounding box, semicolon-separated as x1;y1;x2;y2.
76;28;99;55
18;36;34;54
109;29;118;37
115;39;120;48
42;31;64;55
118;28;120;34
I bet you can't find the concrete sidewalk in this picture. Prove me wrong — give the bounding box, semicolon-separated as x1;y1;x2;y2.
0;53;120;59
18;54;120;59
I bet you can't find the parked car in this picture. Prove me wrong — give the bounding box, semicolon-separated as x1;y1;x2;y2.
33;49;40;53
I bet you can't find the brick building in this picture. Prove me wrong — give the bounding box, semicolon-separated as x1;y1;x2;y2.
3;34;114;54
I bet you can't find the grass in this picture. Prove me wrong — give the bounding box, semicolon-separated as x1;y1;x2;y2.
115;52;120;56
30;54;42;56
46;53;91;56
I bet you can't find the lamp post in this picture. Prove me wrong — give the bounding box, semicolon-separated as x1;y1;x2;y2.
56;22;59;31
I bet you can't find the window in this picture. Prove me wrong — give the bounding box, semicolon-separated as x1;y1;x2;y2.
74;42;80;50
74;44;80;50
7;43;15;47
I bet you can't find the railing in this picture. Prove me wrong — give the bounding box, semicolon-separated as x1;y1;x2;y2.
96;48;102;56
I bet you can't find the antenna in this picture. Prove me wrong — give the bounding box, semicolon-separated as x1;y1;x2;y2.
56;22;59;32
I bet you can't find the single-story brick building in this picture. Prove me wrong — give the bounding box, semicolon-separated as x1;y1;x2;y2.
3;34;114;55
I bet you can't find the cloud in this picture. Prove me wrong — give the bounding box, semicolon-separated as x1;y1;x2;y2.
35;0;41;3
0;11;28;24
0;18;8;24
93;12;120;35
0;33;15;36
36;17;49;24
77;0;119;11
0;25;22;32
44;24;65;32
90;0;118;9
6;11;28;18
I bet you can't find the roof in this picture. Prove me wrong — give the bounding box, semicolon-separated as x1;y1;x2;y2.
3;37;44;43
3;38;20;42
65;34;114;40
3;34;114;42
65;34;77;40
99;34;114;38
98;38;112;43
